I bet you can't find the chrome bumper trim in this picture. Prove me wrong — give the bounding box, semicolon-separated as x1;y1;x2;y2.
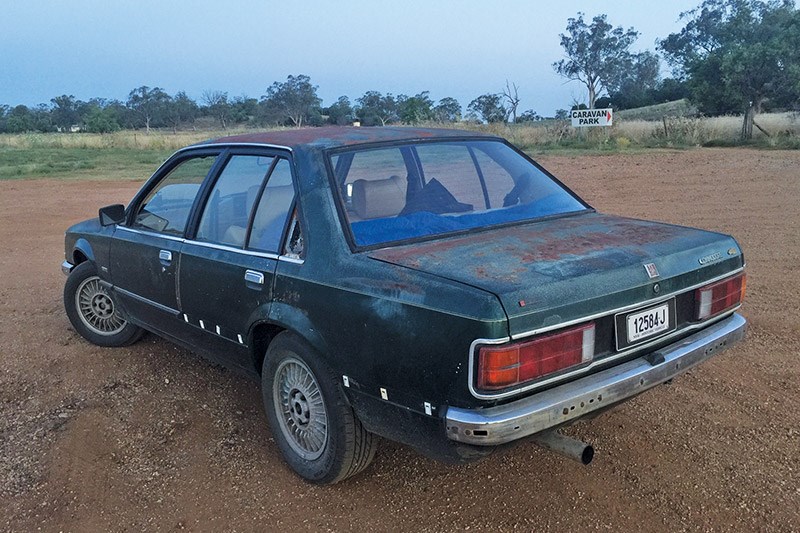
445;313;747;446
61;260;74;276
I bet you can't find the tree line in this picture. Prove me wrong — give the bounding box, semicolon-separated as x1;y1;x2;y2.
2;0;798;139
0;75;551;135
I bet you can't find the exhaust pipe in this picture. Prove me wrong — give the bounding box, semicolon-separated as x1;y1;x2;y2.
532;430;594;465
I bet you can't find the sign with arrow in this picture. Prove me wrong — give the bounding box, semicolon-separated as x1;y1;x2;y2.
571;108;613;127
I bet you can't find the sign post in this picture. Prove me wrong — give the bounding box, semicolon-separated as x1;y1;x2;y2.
570;108;613;128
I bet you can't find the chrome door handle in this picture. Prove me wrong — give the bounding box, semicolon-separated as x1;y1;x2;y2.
244;270;264;285
159;249;172;265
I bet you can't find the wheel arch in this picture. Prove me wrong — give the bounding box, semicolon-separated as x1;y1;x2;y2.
250;302;330;375
72;238;95;265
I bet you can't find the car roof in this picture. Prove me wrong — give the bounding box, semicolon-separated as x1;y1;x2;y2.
202;126;497;150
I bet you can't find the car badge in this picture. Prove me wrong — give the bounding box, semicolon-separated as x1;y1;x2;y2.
644;263;659;279
698;251;722;265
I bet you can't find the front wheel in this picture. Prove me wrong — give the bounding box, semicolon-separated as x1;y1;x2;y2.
63;262;144;347
262;332;377;484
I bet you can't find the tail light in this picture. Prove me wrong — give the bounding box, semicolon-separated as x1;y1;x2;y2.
477;323;595;391
695;272;746;320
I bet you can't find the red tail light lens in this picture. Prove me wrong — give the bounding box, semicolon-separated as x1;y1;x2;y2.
695;272;746;320
477;323;595;391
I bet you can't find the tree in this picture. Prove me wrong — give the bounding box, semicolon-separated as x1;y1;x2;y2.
6;105;36;133
554;108;570;120
467;93;507;123
659;0;800;139
553;13;640;109
397;91;434;124
502;81;521;123
433;97;462;122
126;86;170;132
516;109;543;123
50;95;80;132
355;91;398;126
165;91;199;132
0;104;9;133
230;95;258;125
260;74;322;127
605;51;661;109
324;96;354;125
202;90;230;129
85;106;121;133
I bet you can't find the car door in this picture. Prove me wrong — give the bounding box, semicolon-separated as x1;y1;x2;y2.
110;150;221;337
178;151;297;369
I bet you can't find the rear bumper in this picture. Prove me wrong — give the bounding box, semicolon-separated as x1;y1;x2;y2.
445;312;747;445
61;260;74;275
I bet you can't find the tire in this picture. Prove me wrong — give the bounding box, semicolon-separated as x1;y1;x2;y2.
262;332;377;484
63;261;144;347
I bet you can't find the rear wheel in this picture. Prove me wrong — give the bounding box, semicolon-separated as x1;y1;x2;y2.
64;262;144;347
262;332;377;484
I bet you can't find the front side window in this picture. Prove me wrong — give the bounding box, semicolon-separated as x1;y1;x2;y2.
196;155;275;247
331;140;587;247
132;155;217;235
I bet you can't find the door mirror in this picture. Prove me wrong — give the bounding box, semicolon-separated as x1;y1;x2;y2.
99;204;126;226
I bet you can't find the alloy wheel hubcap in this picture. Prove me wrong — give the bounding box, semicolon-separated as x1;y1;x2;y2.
75;276;126;336
274;358;328;460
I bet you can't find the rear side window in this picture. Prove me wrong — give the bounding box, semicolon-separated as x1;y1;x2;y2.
248;159;296;253
334;148;408;221
196;155;275;247
133;155;216;235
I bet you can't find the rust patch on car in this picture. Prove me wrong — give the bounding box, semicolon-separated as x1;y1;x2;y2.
368;213;702;287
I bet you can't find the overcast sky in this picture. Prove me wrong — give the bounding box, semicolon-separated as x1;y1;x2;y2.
2;1;699;115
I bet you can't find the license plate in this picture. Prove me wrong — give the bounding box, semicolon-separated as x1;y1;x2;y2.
626;303;670;343
615;298;677;350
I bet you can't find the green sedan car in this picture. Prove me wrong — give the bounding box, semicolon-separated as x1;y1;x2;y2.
62;127;747;483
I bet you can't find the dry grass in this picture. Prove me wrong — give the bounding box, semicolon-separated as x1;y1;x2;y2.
457;111;800;151
0;112;797;154
0;129;245;150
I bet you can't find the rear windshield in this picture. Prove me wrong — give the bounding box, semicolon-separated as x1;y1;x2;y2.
330;140;587;247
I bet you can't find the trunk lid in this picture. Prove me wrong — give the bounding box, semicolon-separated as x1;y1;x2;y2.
368;212;743;336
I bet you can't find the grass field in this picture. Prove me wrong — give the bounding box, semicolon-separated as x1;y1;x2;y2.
1;110;798;180
470;111;800;152
0;146;172;181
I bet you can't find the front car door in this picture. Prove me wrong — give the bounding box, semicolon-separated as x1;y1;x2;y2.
110;150;221;337
178;150;297;370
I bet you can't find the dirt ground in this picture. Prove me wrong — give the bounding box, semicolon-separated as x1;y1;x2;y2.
1;148;798;532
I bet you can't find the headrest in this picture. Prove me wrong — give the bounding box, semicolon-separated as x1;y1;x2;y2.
351;175;405;219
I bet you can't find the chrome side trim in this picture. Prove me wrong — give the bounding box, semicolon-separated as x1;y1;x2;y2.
468;266;745;400
116;225;186;243
448;313;747;445
183;240;305;264
278;255;305;265
114;286;180;315
184;239;280;260
116;226;305;264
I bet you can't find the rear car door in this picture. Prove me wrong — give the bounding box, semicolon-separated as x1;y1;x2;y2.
178;151;297;369
110;151;221;337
